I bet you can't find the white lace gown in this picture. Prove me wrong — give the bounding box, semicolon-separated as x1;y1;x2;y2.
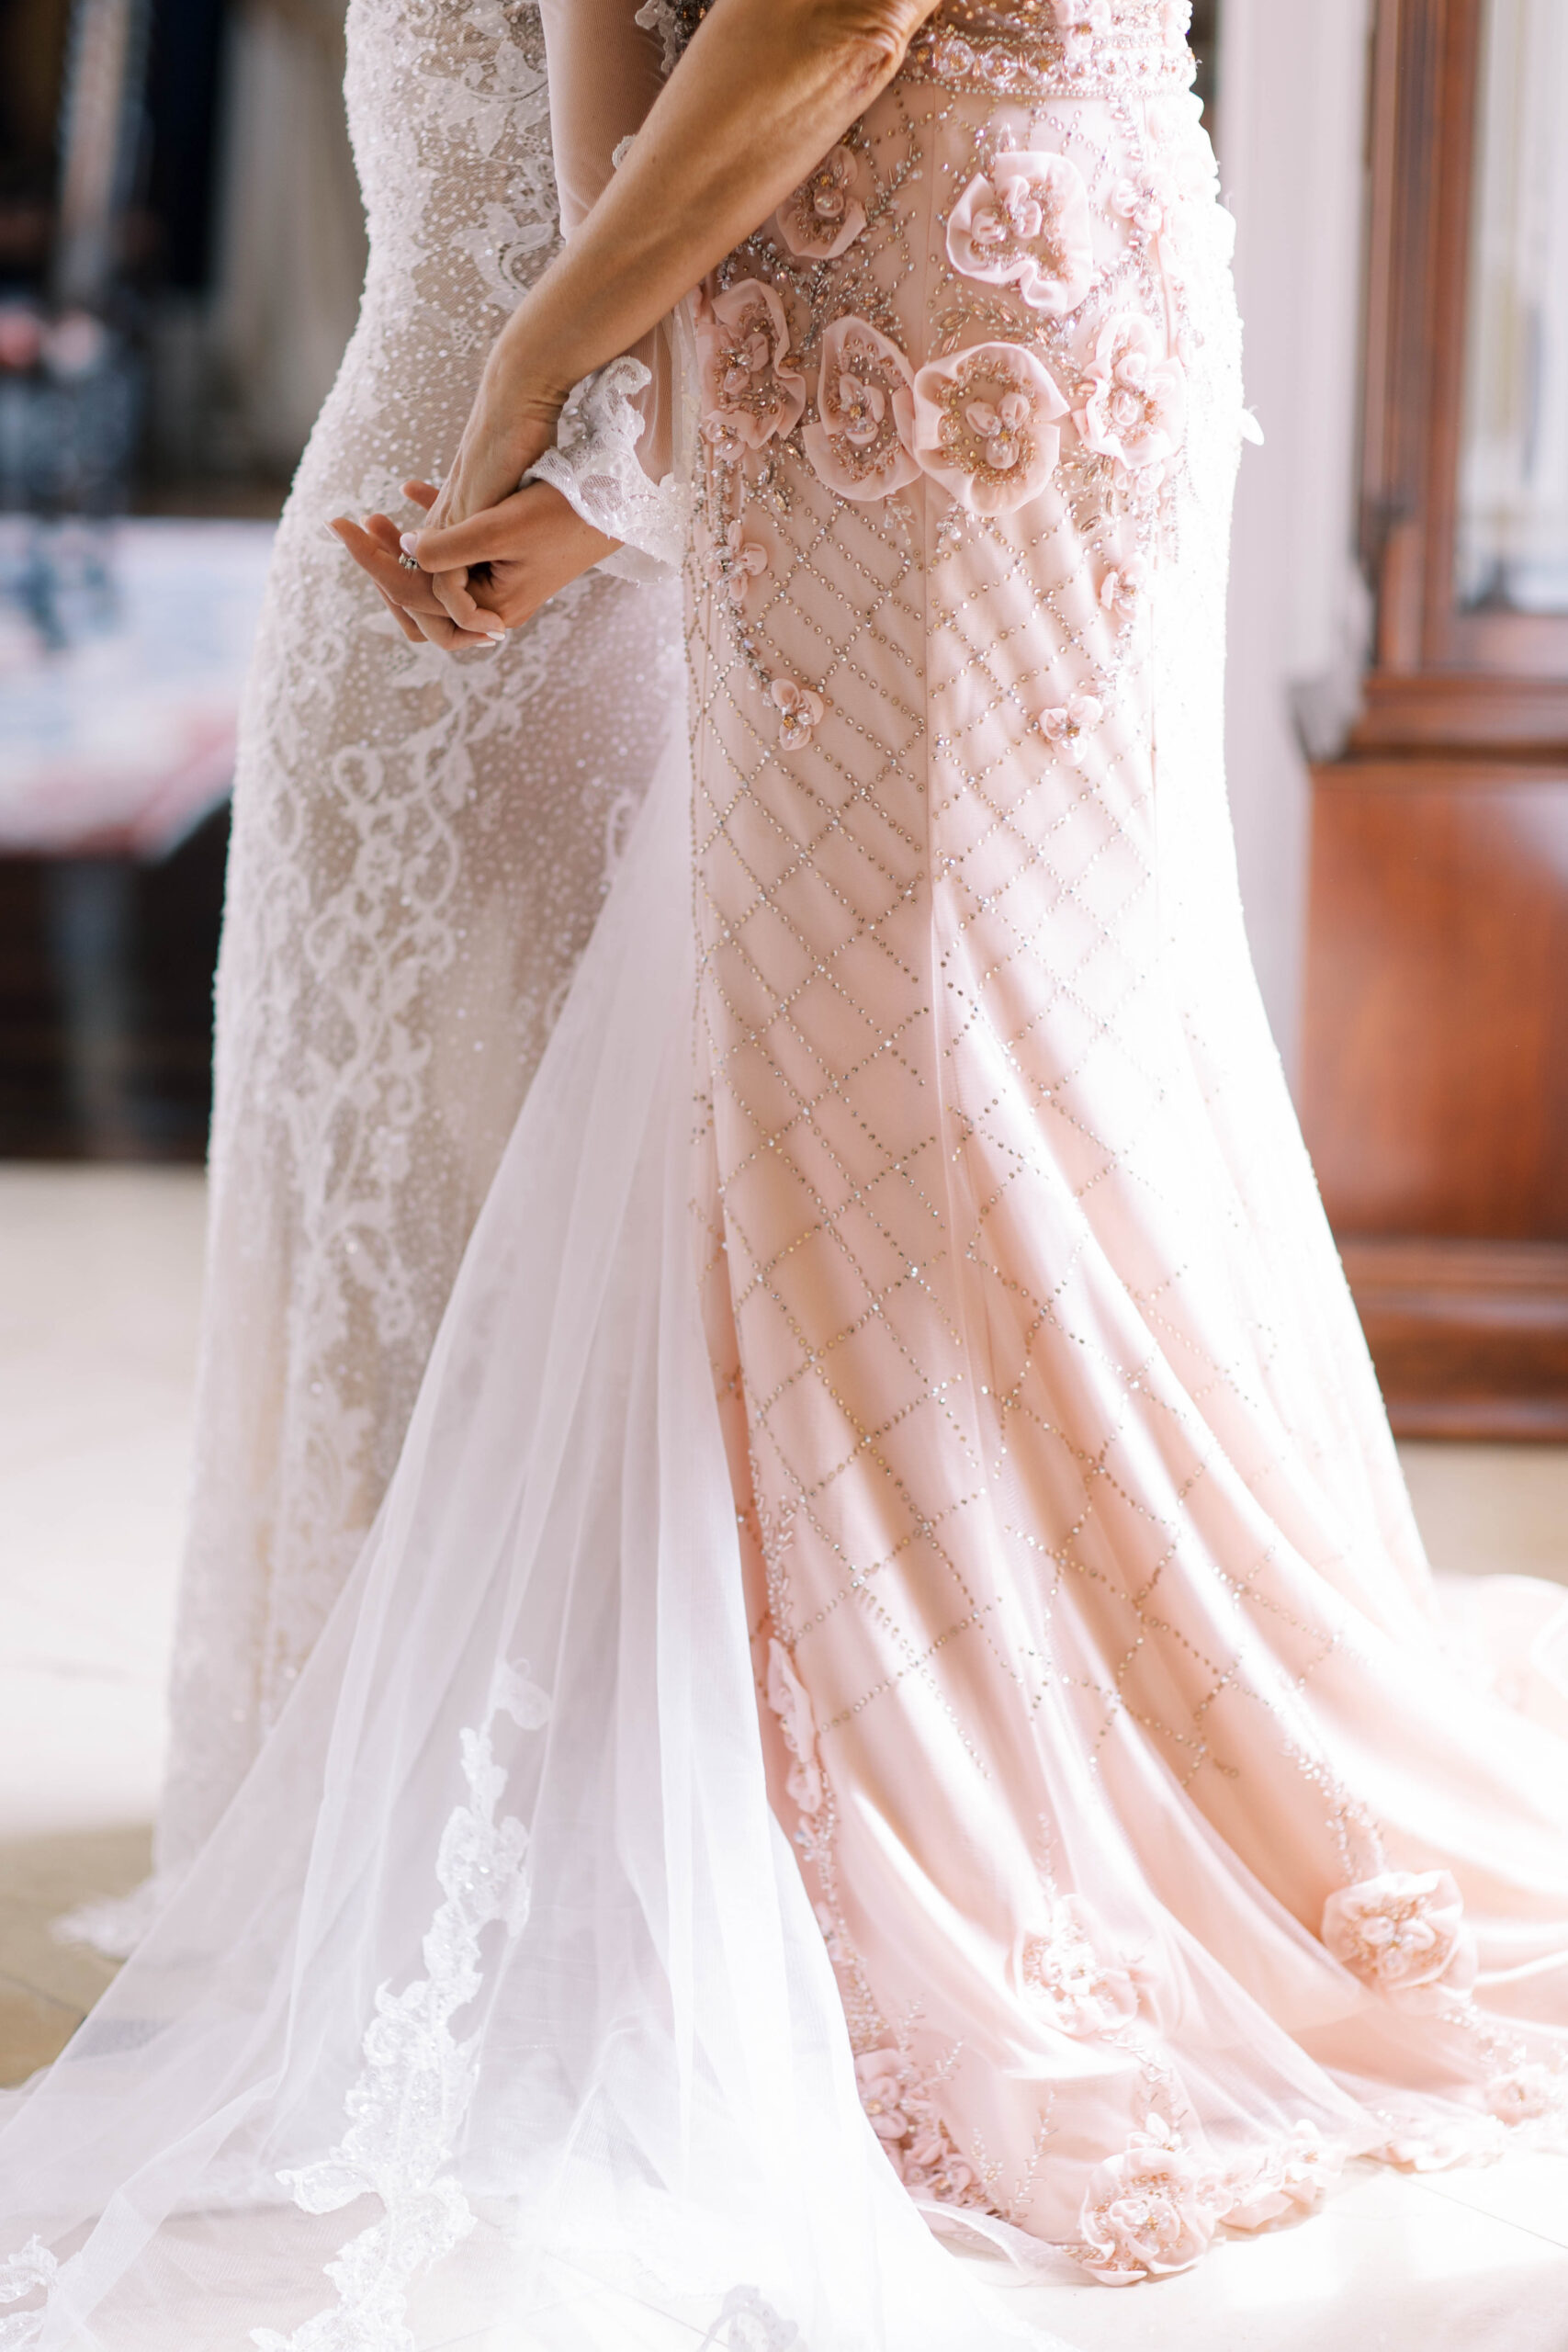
6;2;1568;2346
148;0;682;1898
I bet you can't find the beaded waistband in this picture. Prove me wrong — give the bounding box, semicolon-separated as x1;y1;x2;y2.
903;11;1195;103
637;0;1195;104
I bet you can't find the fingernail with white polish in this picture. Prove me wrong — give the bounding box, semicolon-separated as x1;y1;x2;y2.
321;522;343;544
400;533;419;556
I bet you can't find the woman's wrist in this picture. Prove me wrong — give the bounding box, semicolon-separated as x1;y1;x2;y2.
485;302;580;425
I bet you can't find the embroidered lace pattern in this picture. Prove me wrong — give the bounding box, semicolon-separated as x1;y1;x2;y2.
526;356;690;579
130;0;682;1916
0;2241;57;2351
251;1665;550;2352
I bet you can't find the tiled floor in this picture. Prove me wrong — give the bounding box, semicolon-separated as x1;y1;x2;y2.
2;1162;1567;2347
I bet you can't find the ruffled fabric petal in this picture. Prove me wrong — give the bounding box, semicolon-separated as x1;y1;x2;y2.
803;314;920;502
946;151;1096;316
912;340;1068;514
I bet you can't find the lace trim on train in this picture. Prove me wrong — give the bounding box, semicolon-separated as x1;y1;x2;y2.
249;1663;550;2352
0;2242;58;2351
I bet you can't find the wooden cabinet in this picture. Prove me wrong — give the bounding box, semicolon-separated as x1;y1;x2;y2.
1303;0;1568;1436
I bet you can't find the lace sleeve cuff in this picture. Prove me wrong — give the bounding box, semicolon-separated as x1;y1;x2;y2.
525;356;688;585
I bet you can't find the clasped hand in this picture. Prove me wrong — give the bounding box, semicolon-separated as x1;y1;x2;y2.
331;476;620;654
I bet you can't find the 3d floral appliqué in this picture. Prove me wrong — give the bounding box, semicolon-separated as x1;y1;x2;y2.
766;1635;825;1807
946;152;1095;317
1078;2115;1217;2284
773;144;866;262
803;316;919;501
1320;1870;1478;2011
1074;311;1187;477
913;342;1068;515
697;281;807;458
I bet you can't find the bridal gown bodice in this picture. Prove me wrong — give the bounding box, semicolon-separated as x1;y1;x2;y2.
148;0;682;1890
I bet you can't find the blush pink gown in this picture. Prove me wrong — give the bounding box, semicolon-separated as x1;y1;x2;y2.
3;1;1567;2343
673;0;1568;2275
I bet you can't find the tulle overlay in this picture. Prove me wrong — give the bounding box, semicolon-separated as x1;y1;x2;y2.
6;0;1568;2342
0;741;1042;2350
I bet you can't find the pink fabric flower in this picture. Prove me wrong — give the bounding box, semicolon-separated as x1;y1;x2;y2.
769;678;825;752
854;2048;914;2143
912;342;1068;516
1100;556;1148;621
773;143;866;262
1321;1870;1478;2011
905;2133;984;2207
696;281;806;455
1221;2123;1342;2231
1052;0;1111;63
1074;312;1187;475
1079;2119;1216;2284
765;1634;826;1801
1021;1897;1141;2036
1111;177;1165;237
946;153;1095;317
1038;692;1103;764
803;315;919;502
1488;2064;1559;2126
703;517;769;609
854;2050;988;2209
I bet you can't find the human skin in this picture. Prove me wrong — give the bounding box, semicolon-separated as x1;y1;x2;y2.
337;0;942;645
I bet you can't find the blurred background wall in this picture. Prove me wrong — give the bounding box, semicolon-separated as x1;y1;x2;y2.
1220;0;1372;1071
0;0;358;1159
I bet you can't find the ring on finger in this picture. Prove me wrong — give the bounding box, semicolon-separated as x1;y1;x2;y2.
398;552;421;572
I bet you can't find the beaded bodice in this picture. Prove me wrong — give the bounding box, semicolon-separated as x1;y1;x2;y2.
640;0;1194;95
917;0;1193;94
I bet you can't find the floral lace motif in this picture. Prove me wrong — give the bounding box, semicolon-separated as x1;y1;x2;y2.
908;2;1194;100
696;2286;800;2350
139;0;679;1931
0;2239;57;2351
252;1665;550;2352
527;356;689;580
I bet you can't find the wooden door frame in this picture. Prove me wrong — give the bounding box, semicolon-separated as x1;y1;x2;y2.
1357;0;1568;746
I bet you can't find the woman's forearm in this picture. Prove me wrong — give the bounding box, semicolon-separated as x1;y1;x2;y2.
489;0;939;420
